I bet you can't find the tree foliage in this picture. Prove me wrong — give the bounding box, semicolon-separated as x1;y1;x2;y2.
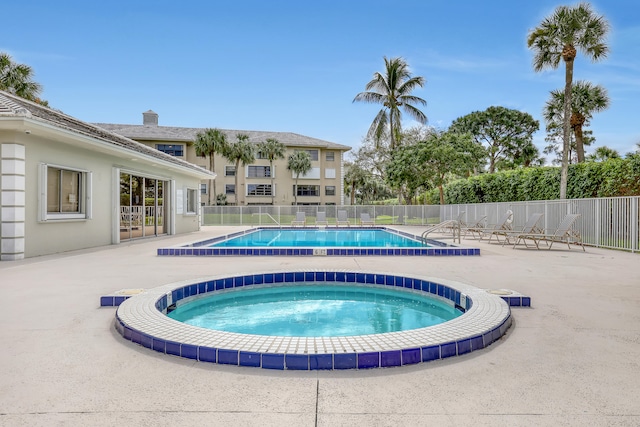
257;138;286;205
528;2;610;198
353;56;427;150
544;80;610;163
223;133;255;205
0;52;45;104
386;130;484;205
449;106;540;173
194;128;228;205
287;151;312;205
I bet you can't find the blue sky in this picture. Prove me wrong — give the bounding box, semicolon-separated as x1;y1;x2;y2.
4;0;640;161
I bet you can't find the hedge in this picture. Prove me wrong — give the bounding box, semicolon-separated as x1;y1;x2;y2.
425;155;640;204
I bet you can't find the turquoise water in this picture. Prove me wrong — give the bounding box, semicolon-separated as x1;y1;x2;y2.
167;283;461;337
210;229;424;247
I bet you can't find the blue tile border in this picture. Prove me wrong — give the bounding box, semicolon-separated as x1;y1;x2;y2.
115;270;512;371
156;227;479;257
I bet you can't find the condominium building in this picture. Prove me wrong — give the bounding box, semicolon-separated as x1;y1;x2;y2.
96;111;351;206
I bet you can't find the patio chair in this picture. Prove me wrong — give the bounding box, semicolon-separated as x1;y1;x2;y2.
513;213;584;251
467;210;513;242
486;212;544;246
460;215;487;238
315;211;329;226
360;212;375;226
291;211;306;227
337;210;350;227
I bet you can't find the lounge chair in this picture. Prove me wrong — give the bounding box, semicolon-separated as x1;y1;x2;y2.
513;213;584;251
460;215;487;238
337;210;350;227
315;211;328;226
291;211;306;227
467;210;514;242
360;212;375;226
485;212;544;246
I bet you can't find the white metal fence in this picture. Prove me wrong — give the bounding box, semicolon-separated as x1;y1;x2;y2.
201;196;640;252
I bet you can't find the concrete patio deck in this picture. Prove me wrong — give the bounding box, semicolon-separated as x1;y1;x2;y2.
1;226;639;426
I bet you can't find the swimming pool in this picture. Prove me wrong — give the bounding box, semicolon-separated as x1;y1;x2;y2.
167;283;462;336
115;270;511;370
157;227;480;257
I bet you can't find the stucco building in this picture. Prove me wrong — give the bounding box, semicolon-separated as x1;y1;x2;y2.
95;111;351;206
0;92;214;260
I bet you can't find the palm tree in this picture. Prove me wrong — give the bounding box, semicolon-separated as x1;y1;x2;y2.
544;81;610;163
287;151;312;205
586;146;619;162
0;52;43;102
193;128;228;205
257;138;286;205
224;134;255;205
528;3;609;198
353;56;427;150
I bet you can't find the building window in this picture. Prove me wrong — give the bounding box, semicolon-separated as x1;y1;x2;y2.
256;151;268;160
305;150;319;161
225;166;236;176
326;152;335;161
325;168;336;179
247;184;273;196
225;184;235;195
325;186;336;196
156;144;184;157
247;165;271;178
200;183;208;195
294;185;320;196
186;188;198;214
40;164;92;221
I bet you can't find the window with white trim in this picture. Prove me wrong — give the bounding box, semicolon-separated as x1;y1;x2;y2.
200;183;208;195
325;186;336;196
225;184;235;195
186;188;198;214
247;184;273;196
225;166;236;176
39;163;92;221
247;165;271;178
326;151;335;161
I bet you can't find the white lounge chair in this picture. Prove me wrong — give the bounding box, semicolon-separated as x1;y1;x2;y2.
460;215;487;238
513;213;584;251
337;210;350;227
315;211;328;226
360;212;375;226
291;211;306;227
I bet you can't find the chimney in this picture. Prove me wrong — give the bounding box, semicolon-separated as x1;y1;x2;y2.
142;110;158;126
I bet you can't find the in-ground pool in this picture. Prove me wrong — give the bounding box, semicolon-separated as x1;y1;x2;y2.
115;270;511;370
167;283;462;336
157;227;480;257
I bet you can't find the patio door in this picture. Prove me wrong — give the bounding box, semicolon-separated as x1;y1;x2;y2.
120;172;167;241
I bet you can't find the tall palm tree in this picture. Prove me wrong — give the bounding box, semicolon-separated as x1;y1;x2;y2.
586;146;619;162
224;134;255;205
353;56;427;150
528;3;609;198
287;151;312;205
193;128;228;205
257;138;286;205
544;81;610;163
0;52;43;102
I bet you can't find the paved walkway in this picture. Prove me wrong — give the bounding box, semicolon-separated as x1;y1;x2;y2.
1;226;639;426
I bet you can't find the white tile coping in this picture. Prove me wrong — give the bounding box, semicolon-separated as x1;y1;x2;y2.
115;269;511;355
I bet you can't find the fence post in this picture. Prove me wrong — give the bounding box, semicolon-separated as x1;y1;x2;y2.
633;197;638;253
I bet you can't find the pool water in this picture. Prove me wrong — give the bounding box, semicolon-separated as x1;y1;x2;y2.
210;229;424;248
167;283;461;336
